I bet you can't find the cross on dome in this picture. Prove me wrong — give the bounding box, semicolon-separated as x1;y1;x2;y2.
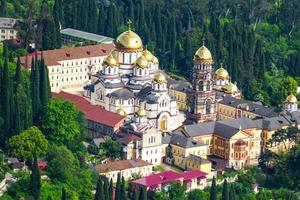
127;19;132;31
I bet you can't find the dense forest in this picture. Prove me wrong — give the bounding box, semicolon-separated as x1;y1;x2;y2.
0;0;299;108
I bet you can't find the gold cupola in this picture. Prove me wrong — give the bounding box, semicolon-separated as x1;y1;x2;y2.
153;73;167;84
134;55;150;69
194;40;213;63
151;56;159;64
115;20;143;51
222;82;238;94
136;108;147;117
103;53;119;67
285;94;298;103
142;49;154;61
215;66;229;81
116;108;127;116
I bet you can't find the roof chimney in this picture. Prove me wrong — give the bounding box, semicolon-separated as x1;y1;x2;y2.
86;51;91;55
66;53;70;57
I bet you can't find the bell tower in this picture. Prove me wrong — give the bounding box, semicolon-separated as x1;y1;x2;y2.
187;40;217;123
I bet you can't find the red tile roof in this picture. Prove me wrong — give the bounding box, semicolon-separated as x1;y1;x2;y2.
132;170;207;187
20;43;114;67
96;159;152;173
52;91;125;128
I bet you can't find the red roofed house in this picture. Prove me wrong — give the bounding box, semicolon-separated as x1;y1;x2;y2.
132;170;207;193
95;159;153;183
19;43;114;92
52;91;125;137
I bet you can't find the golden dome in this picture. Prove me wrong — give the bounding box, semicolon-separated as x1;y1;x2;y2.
134;55;149;69
194;45;213;63
222;82;238;94
152;56;159;64
142;49;154;61
136;108;147;117
215;67;229;80
285;94;297;103
103;53;119;67
115;30;143;50
153;73;167;84
116;108;127;116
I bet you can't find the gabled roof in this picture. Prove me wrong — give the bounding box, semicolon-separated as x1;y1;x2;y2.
254;116;291;131
52;91;125;127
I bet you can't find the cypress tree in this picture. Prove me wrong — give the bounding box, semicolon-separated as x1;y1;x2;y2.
95;177;105;200
52;0;63;48
128;0;134;22
1;57;10;149
103;178;109;200
15;57;21;86
30;155;41;200
138;0;145;30
14;93;21;134
88;0;97;33
47;195;52;200
184;33;192;77
61;187;67;200
0;0;6;17
221;179;229;200
72;0;78;29
154;4;162;46
216;18;223;64
121;176;126;200
229;185;236;200
116;173;122;200
169;16;177;72
97;5;105;35
39;56;50;109
132;189;138;200
138;187;146;200
210;177;217;200
109;179;113;200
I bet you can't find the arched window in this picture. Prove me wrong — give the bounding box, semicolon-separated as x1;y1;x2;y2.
199;81;204;91
206;99;212;114
207;81;211;91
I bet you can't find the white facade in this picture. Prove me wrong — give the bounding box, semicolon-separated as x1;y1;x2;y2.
85;29;182;132
0;17;18;41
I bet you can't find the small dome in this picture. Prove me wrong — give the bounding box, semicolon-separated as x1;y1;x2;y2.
116;108;127;116
142;49;154;61
115;30;143;51
215;67;229;81
222;82;238;94
194;45;213;63
285;94;297;103
134;55;149;69
103;53;119;67
136;108;147;117
153;73;167;84
151;56;159;64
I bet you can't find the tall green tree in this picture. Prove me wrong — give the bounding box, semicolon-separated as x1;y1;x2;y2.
31;155;41;200
210;177;217;200
116;173;122;200
221;179;229;200
95;177;105;200
61;187;67;200
139;187;147;200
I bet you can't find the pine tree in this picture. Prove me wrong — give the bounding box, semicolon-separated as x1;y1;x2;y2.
221;179;229;200
30;155;41;200
229;185;236;200
95;177;105;200
116;173;122;200
61;187;67;200
138;187;147;200
210;177;217;200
